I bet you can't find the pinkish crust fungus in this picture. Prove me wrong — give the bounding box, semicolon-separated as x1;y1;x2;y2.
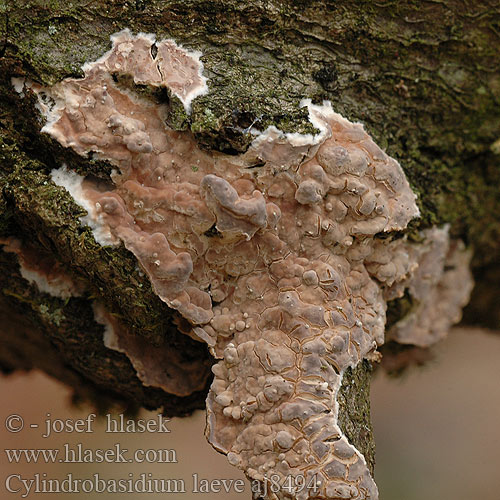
383;228;473;347
94;303;211;397
0;237;84;299
25;31;473;500
0;236;211;397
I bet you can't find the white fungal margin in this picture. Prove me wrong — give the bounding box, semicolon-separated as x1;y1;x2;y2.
11;77;26;95
82;28;208;114
50;165;120;247
0;237;83;299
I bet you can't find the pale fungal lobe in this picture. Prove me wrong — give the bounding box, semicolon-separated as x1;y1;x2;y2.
0;237;84;299
94;302;211;397
0;234;210;396
21;30;473;500
378;226;474;347
50;165;120;246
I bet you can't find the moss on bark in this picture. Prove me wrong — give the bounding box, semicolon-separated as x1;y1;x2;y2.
337;361;375;474
2;0;499;267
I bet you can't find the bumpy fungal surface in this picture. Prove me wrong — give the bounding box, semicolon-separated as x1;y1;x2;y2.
382;228;473;347
18;31;472;500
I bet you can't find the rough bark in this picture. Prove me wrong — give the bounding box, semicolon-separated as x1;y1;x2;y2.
1;0;499;479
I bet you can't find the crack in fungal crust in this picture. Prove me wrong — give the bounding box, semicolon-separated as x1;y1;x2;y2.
17;30;472;500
